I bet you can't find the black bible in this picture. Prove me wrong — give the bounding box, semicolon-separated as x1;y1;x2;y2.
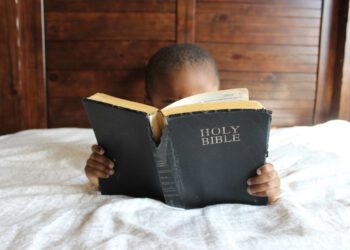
82;88;272;208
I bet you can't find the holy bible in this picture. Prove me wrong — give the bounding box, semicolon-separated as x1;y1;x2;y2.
82;88;272;208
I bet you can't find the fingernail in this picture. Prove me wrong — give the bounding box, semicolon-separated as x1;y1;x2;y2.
247;179;252;185
257;169;261;175
247;187;251;194
109;170;114;175
109;162;114;168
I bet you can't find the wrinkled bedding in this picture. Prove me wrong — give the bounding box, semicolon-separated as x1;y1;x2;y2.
0;120;349;249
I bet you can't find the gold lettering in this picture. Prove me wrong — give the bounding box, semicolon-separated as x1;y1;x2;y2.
222;126;230;135
210;136;215;144
232;133;240;141
199;125;241;146
201;137;210;145
230;125;240;134
211;127;220;135
215;136;223;144
200;128;210;137
224;134;233;143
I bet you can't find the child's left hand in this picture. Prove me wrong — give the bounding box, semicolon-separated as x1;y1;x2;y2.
247;163;280;204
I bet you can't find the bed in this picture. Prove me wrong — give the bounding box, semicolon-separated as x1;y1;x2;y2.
0;120;349;249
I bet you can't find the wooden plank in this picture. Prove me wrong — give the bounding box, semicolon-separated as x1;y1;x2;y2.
45;0;176;13
197;14;320;27
220;84;316;99
249;90;315;100
18;0;47;129
200;43;318;73
48;96;144;127
197;23;320;37
219;72;317;83
196;14;320;45
0;0;22;134
196;3;322;18
47;70;146;97
314;0;342;123
46;41;172;70
198;35;319;46
46;12;175;41
339;2;350;120
197;0;322;9
176;0;195;42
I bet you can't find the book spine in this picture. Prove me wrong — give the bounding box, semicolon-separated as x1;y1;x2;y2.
154;127;184;208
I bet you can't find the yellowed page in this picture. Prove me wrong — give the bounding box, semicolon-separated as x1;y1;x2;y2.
163;88;249;109
88;93;158;115
161;100;264;117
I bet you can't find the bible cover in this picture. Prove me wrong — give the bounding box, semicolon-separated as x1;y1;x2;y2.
82;98;272;208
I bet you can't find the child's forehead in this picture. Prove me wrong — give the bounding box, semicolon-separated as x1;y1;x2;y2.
152;62;219;95
166;62;217;83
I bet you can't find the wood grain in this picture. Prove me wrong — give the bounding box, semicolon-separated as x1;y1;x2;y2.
18;0;47;129
45;0;176;13
47;70;146;97
339;2;350;120
176;0;195;42
46;41;173;70
196;3;322;17
197;0;321;9
196;14;320;45
46;12;175;41
200;43;318;73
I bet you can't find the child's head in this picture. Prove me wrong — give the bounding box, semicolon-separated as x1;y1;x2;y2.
145;43;220;109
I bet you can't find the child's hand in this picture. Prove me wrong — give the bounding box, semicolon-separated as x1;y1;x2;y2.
85;144;115;187
247;163;280;204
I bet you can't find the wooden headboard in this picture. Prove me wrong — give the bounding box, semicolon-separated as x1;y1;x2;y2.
1;0;349;134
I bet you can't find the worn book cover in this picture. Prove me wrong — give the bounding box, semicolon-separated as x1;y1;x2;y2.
82;88;272;208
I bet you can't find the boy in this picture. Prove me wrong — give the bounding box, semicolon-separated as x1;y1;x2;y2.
85;44;280;204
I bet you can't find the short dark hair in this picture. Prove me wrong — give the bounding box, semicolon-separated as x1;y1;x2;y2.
145;43;219;98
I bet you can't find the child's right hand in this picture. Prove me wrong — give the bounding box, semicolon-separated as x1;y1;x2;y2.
85;144;115;187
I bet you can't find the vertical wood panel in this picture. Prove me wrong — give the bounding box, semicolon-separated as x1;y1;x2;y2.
339;3;350;120
0;0;22;134
314;0;348;123
18;0;47;129
176;0;195;43
314;0;338;123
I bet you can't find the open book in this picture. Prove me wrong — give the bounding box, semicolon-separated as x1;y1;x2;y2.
82;88;272;208
86;88;262;141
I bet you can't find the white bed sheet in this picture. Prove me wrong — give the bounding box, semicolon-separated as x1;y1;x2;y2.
0;120;349;249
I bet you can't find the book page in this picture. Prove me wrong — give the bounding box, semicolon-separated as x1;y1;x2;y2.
162;88;249;110
161;100;264;117
88;93;158;115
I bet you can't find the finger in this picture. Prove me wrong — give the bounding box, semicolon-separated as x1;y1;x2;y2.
250;187;280;203
91;144;105;155
85;166;110;179
247;170;277;185
90;152;114;169
86;159;114;175
256;163;274;175
250;187;280;197
268;192;280;204
247;178;280;195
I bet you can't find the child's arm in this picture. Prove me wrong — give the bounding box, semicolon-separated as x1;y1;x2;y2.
246;163;280;204
84;144;115;188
